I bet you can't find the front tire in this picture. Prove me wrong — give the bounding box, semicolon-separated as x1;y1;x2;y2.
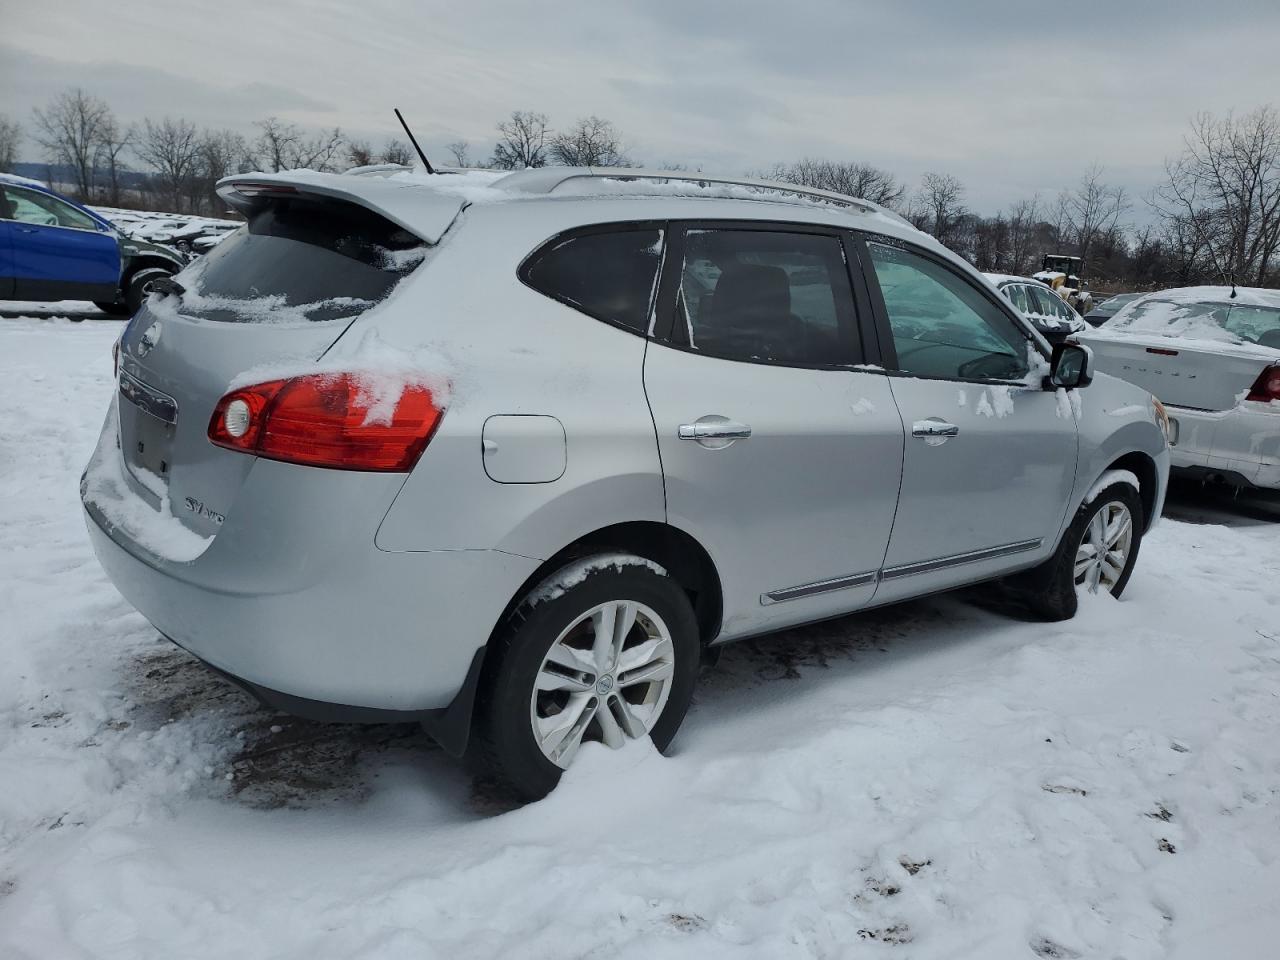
1004;481;1143;621
472;557;700;801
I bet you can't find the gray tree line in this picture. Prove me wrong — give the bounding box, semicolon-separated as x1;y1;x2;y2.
1;90;1276;289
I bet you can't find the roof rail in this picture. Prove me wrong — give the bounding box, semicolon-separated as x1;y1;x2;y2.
492;167;904;221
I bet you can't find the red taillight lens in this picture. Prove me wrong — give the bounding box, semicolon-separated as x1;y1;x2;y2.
1246;364;1280;403
208;373;445;471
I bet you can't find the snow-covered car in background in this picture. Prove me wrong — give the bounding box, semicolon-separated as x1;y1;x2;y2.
1084;291;1143;327
985;273;1089;344
0;173;188;316
92;206;241;256
1078;286;1280;490
82;167;1170;800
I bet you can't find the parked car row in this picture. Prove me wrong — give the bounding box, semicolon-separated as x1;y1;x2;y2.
80;166;1174;798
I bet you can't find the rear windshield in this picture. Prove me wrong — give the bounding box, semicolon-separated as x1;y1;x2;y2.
173;195;426;323
1112;298;1280;346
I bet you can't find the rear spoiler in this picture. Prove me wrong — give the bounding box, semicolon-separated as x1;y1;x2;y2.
216;172;466;245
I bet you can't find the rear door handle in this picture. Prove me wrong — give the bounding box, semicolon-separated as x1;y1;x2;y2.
678;417;752;451
911;418;959;444
678;420;752;440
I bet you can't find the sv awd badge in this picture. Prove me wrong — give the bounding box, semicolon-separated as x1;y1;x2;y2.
184;497;225;525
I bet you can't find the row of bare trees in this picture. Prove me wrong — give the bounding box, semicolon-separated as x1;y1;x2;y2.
4;89;1277;287
3;89;412;214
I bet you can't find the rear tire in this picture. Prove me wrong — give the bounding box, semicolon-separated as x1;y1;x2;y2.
124;267;175;317
1003;481;1143;621
471;557;700;801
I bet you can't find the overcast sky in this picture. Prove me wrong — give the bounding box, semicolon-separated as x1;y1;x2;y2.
3;0;1278;217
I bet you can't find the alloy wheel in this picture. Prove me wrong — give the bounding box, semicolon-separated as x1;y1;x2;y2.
1074;500;1134;592
530;599;675;768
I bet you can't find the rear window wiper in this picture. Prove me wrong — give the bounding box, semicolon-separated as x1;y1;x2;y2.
151;277;186;300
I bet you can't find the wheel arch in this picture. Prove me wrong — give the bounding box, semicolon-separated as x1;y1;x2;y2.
122;256;179;288
1101;450;1159;531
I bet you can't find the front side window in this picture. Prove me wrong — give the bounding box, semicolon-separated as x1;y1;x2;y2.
867;240;1028;381
675;228;856;365
523;227;664;334
2;186;98;230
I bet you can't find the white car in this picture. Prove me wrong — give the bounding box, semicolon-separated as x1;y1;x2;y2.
1078;286;1280;489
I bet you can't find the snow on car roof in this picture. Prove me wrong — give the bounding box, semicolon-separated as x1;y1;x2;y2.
1116;285;1280;310
983;272;1051;288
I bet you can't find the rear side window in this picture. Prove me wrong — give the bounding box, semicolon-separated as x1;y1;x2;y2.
177;195;425;323
674;228;857;366
521;226;665;334
1003;284;1030;313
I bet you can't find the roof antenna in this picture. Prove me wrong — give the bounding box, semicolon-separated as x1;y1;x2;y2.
394;108;435;174
1228;270;1238;298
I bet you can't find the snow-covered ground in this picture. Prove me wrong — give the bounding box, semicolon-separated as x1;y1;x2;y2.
2;313;1279;959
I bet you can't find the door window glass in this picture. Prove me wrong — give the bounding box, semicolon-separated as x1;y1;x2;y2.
2;186;98;230
676;228;856;365
867;241;1028;381
522;227;664;334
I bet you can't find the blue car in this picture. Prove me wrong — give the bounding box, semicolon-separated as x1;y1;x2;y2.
0;173;187;316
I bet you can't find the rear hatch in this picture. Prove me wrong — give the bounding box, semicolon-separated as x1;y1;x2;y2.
112;181;459;541
1080;298;1280;410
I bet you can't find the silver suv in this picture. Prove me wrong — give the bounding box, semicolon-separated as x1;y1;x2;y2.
82;168;1171;798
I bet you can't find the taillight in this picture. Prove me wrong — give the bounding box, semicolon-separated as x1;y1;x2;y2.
1246;364;1280;403
208;373;445;471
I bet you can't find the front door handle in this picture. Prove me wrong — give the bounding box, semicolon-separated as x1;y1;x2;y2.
912;418;959;446
678;417;752;449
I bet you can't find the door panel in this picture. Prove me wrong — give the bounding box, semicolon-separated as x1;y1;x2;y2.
859;236;1077;601
646;224;904;640
875;378;1076;601
646;346;904;638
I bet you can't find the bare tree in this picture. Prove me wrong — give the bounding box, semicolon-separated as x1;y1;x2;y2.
135;117;200;211
1057;163;1128;264
30;88;114;199
767;158;905;207
381;139;413;166
251;117;346;173
0;114;21;173
550;115;631;167
191;129;248;213
95;117;134;207
915;172;967;246
446;140;472;167
1007;196;1043;275
1153;106;1280;287
490;111;551;169
346;139;375;168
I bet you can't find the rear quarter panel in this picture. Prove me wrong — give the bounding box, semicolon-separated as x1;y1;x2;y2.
370;203;666;560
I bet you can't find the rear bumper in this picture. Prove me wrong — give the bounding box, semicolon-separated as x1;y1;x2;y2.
84;492;540;714
1167;402;1280;490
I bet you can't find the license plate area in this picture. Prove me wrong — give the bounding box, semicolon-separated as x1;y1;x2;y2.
119;370;179;491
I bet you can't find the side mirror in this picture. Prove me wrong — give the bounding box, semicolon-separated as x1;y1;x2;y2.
1047;342;1094;389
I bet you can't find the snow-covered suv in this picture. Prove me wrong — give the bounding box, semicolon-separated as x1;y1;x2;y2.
82;167;1171;799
